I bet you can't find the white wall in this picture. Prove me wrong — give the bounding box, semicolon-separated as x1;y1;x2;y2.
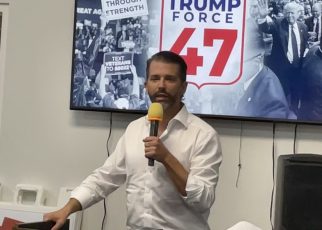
0;2;9;131
1;0;322;230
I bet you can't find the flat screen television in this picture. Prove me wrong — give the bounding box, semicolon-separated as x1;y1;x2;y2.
70;0;322;124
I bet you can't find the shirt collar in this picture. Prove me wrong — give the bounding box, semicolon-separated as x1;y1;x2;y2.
170;104;189;128
243;63;263;91
289;23;299;30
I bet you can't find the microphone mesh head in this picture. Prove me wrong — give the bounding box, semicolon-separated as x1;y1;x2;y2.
148;103;163;121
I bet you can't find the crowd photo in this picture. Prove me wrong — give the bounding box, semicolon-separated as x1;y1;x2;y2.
239;0;322;121
71;0;160;111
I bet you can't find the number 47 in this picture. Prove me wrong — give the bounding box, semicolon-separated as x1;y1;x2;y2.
170;28;237;77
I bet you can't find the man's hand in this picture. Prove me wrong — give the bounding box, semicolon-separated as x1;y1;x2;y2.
144;136;188;196
43;198;82;230
43;209;69;230
143;136;170;163
257;0;270;19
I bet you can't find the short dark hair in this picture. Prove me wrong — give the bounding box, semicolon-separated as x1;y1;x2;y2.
146;51;187;82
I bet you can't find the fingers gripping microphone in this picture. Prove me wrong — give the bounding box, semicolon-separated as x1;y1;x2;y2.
147;103;163;166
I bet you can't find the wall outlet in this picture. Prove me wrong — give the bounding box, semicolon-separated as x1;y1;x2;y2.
14;184;45;206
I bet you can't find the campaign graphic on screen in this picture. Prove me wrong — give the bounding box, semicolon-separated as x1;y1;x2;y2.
70;0;322;124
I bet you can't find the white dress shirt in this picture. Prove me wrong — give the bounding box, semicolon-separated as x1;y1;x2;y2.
313;17;321;41
287;23;301;63
71;105;222;230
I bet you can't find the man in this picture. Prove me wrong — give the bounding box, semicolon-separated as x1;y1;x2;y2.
257;1;309;115
236;14;291;119
297;4;306;22
44;51;222;230
116;23;129;52
298;39;322;120
305;3;322;43
304;4;312;19
84;81;101;107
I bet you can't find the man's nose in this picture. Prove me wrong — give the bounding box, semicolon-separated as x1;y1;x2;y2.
158;79;166;88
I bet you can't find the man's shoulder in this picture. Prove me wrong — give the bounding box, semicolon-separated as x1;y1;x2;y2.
303;46;322;70
186;113;217;135
297;21;308;30
275;17;285;25
257;67;285;93
127;115;146;127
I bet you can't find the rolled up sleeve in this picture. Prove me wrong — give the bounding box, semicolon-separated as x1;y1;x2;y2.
182;130;222;212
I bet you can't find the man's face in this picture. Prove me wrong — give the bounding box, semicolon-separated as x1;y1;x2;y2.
312;5;321;18
285;5;300;24
298;8;305;20
145;60;187;110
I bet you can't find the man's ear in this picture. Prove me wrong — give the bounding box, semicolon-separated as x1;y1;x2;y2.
181;82;188;96
183;82;188;92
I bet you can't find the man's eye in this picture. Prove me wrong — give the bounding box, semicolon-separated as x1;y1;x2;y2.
166;78;176;82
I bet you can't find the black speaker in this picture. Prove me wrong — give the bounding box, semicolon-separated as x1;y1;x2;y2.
274;154;322;230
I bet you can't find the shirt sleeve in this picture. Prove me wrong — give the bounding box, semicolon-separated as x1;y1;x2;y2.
258;16;276;34
182;129;222;212
257;16;270;24
70;135;127;209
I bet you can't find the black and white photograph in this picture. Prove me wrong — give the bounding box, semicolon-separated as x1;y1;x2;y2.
70;0;322;124
71;0;159;111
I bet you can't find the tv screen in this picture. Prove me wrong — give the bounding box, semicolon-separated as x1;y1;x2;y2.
70;0;322;124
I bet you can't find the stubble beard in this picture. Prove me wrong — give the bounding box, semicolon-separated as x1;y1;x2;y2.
149;91;173;111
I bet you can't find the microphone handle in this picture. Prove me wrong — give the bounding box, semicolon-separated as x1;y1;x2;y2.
148;120;159;166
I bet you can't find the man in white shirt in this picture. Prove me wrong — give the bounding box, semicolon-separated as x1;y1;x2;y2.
44;51;222;230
